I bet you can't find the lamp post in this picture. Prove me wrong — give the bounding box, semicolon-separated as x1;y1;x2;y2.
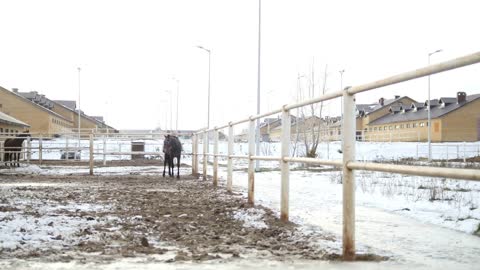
77;67;81;142
197;45;211;171
196;46;211;130
255;0;262;171
427;49;442;161
171;77;180;132
163;89;173;131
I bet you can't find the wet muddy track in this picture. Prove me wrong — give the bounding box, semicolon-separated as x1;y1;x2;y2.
0;173;352;263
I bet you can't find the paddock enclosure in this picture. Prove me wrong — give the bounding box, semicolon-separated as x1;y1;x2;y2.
1;52;480;268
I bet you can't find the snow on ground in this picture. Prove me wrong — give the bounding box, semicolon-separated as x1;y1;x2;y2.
0;182;111;251
232;208;268;229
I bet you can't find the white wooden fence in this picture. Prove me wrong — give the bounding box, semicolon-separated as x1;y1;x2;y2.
191;51;480;260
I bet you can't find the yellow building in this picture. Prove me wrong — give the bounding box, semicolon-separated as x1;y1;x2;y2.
365;92;480;142
0;87;73;135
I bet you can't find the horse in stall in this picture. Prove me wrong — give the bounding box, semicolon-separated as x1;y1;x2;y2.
162;135;182;178
3;131;31;167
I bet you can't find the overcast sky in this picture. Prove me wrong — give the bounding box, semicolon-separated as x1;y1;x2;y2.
1;0;479;130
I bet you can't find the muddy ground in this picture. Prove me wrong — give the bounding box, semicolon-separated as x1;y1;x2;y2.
0;170;372;264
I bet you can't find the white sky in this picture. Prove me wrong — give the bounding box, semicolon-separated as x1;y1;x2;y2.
1;0;479;130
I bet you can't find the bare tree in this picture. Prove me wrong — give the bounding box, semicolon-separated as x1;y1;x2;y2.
297;62;328;158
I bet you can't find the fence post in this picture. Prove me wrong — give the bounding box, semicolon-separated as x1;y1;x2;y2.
213;128;219;187
89;133;94;175
103;135;107;166
203;131;208;180
192;134;196;176
0;141;3;163
66;136;69;159
280;107;291;222
227;123;234;192
194;134;199;177
342;88;356;261
38;135;43;165
27;137;31;163
248;117;255;205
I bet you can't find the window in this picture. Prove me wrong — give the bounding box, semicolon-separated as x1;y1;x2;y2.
395;125;400;129
0;128;3;133
406;123;411;128
389;126;393;130
374;127;377;131
420;122;425;127
413;123;417;128
400;124;404;129
5;129;8;134
384;126;387;130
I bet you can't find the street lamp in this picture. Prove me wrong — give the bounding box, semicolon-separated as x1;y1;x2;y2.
197;45;212;177
427;49;442;161
255;0;262;171
171;77;180;132
163;89;173;131
196;45;211;130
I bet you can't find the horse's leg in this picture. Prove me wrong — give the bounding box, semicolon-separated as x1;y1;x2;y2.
176;155;180;178
169;157;173;177
163;156;167;177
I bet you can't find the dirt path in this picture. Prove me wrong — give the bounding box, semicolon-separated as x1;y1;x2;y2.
0;172;348;264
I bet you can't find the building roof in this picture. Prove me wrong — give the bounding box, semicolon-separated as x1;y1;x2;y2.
54;100;77;110
0;87;72;122
357;96;416;116
0;111;30;128
369;93;480;125
91;116;104;123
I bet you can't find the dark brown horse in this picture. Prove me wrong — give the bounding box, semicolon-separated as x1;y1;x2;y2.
162;135;182;178
3;131;31;167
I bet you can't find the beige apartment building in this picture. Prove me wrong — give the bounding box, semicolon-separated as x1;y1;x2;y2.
0;87;117;135
0;87;73;135
364;92;480;142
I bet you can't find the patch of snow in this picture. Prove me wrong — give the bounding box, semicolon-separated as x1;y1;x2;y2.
232;208;268;229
